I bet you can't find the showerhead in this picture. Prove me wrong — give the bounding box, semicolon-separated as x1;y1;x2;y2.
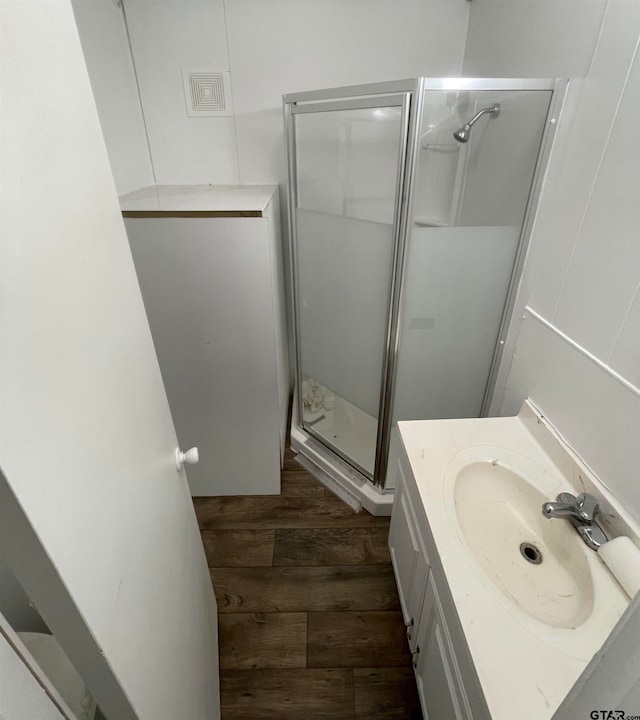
453;103;500;143
453;126;472;143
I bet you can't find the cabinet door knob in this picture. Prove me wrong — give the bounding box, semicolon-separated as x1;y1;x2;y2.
175;446;199;471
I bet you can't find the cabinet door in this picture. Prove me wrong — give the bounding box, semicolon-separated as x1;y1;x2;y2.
414;576;468;720
389;462;429;648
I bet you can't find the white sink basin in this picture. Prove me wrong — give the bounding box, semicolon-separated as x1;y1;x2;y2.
454;460;594;628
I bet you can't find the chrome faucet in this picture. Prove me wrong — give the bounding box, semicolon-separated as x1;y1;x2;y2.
541;492;608;550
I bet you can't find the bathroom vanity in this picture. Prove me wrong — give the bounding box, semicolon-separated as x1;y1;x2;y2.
120;185;288;496
390;402;636;720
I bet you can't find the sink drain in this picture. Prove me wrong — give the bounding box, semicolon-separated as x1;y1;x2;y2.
520;542;543;565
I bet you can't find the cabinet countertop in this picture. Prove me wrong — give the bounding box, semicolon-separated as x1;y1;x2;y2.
119;184;279;217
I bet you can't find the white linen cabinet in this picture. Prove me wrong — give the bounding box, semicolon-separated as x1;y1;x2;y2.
121;185;289;496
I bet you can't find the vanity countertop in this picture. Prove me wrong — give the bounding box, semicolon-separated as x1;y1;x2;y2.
397;402;635;720
119;184;278;217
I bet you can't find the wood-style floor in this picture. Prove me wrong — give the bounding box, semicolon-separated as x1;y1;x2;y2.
193;448;422;720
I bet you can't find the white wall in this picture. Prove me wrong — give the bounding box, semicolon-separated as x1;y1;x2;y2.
120;0;470;187
225;0;469;185
123;0;240;185
466;0;640;522
463;0;607;79
71;0;153;194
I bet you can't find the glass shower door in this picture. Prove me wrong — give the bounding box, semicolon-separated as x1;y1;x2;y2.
290;96;409;478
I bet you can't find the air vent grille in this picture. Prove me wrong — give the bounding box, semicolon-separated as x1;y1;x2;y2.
182;70;233;117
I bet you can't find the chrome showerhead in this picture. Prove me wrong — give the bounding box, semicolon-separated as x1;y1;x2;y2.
453;125;472;143
453;103;500;143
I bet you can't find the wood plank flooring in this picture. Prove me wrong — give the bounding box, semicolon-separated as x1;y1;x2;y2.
194;447;421;720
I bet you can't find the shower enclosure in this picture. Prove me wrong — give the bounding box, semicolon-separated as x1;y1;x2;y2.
284;78;567;513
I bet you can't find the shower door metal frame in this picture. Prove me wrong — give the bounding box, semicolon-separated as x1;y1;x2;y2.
285;76;568;491
284;80;417;484
371;79;424;486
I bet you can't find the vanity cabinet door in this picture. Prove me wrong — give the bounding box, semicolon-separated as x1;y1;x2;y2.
414;576;469;720
389;462;429;649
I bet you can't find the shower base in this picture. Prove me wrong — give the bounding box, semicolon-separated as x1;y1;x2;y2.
302;392;377;477
292;384;393;515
